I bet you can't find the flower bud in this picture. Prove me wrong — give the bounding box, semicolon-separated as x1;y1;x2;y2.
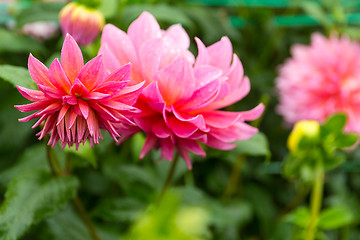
287;120;320;153
59;2;104;46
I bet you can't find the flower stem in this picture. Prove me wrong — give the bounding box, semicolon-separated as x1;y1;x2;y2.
73;196;102;240
222;155;245;201
305;164;324;240
45;147;102;240
158;153;179;204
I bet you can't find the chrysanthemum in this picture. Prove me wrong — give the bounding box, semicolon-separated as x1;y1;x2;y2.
276;33;360;133
99;11;194;86
15;34;144;149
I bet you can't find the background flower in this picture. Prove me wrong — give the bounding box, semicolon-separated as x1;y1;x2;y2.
276;33;360;134
59;2;104;45
15;34;143;149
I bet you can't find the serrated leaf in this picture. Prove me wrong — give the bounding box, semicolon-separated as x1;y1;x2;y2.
0;65;36;90
318;206;354;230
0;170;79;240
234;132;270;157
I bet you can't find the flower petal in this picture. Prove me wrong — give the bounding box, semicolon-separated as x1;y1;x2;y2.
28;54;53;87
156;57;196;105
61;33;84;83
77;55;104;91
48;58;71;92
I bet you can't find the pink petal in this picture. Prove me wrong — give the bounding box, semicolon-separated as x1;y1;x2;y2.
177;138;206;157
78;99;89;119
113;81;145;106
77;55;104;91
152;120;171;138
194;65;223;88
207;36;233;72
139;38;162;84
15;100;51;112
160;137;174;161
48;58;71;92
194;38;209;67
100;24;138;67
70;78;89;97
37;84;64;99
28;54;53;87
171;106;208;131
238;103;265;121
226;54;244;87
100;100;139;112
127;11;161;50
16;86;45;101
206;135;236;150
177;146;192;169
164;24;190;50
103;63;131;83
140;133;157;158
156;57;196;105
61;34;84;83
99;43;121;74
166;115;198;138
202;111;242;128
56;104;71;125
141;81;164;103
177;79;220;111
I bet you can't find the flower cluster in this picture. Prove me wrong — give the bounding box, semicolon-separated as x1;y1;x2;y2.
16;11;263;168
276;33;360;134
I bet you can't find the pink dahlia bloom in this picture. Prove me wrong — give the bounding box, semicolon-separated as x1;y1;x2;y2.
276;33;360;133
59;2;105;46
99;11;194;86
100;11;264;168
15;34;143;149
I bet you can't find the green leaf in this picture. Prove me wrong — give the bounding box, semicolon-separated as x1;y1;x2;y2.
64;141;97;168
92;198;144;222
333;133;358;148
0;169;79;240
0;144;47;186
300;1;332;28
98;0;118;18
0;29;45;54
0;65;36;90
15;2;65;27
234;132;270;158
318;206;354;230
284;207;310;228
321;113;347;135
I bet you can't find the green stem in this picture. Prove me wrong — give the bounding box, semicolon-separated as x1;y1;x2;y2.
305;164;324;240
158;153;179;204
45;148;101;240
222;155;245;201
73;196;102;240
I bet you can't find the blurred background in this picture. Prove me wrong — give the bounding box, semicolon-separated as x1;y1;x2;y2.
1;0;360;239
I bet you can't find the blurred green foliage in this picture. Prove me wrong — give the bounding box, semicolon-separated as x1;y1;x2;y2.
1;0;360;240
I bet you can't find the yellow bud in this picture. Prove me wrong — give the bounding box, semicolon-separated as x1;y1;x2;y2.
287;120;320;153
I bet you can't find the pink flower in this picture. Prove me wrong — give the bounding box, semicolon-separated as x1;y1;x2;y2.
99;11;194;86
59;2;105;46
276;33;360;134
15;34;144;149
101;13;264;168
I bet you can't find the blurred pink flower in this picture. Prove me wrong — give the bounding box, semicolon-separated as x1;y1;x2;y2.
99;11;194;86
102;17;264;168
276;33;360;133
15;34;143;149
59;2;104;46
22;21;58;41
